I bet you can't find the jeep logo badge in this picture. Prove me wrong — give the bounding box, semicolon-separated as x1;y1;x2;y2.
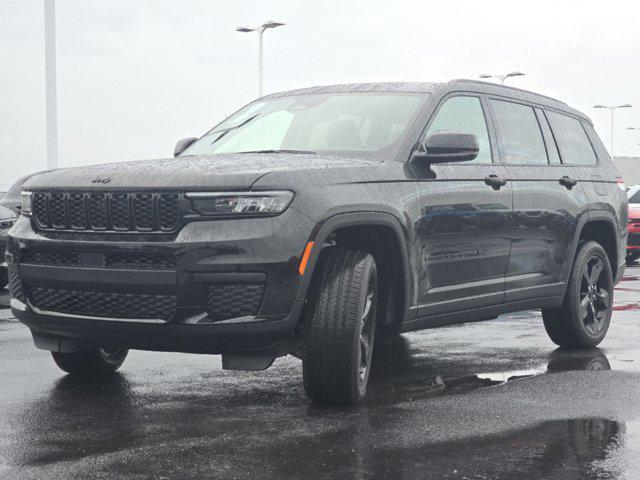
91;176;111;184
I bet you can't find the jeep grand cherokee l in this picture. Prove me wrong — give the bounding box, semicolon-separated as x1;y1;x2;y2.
7;80;628;405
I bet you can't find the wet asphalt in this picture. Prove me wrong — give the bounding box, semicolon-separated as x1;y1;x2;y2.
1;267;640;479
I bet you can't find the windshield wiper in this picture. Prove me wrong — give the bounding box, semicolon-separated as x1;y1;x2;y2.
235;149;317;155
209;113;261;146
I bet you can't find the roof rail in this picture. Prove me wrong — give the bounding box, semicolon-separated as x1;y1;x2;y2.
448;79;568;106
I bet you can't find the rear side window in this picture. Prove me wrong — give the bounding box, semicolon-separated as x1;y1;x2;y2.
489;100;548;165
546;111;598;165
427;96;492;164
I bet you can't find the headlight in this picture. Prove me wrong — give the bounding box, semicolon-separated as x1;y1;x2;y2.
21;191;32;216
185;191;294;217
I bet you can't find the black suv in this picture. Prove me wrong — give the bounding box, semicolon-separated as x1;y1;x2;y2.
7;80;628;405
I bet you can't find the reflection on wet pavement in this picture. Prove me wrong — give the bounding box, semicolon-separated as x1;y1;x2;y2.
0;267;639;479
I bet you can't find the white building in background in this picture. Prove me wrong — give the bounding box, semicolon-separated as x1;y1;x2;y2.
613;157;640;187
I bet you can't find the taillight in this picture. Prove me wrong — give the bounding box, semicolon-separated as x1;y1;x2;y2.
616;178;626;192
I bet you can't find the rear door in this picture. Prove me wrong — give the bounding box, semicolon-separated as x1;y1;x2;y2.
488;98;590;302
415;94;512;317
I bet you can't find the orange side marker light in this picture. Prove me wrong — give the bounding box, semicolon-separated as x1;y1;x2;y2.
298;241;315;276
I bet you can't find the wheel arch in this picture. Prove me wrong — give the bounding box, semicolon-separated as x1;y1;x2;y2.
297;212;414;331
567;212;621;285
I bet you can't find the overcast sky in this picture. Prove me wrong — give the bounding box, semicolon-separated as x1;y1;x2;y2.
1;0;639;189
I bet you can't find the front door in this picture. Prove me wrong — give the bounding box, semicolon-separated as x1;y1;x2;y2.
415;95;512;317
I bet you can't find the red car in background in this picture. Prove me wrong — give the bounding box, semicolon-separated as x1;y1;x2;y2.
627;186;640;265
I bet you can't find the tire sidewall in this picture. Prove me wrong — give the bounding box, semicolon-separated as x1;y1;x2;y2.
567;242;613;346
352;258;377;401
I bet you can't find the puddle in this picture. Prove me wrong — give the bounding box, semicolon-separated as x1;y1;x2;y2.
369;337;613;403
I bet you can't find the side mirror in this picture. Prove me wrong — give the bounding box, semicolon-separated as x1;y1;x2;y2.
173;137;198;157
413;131;479;164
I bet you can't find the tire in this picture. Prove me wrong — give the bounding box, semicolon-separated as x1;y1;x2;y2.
542;241;613;348
52;348;128;376
303;249;377;406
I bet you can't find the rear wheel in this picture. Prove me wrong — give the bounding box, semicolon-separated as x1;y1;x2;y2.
303;249;377;406
542;241;613;348
52;348;128;376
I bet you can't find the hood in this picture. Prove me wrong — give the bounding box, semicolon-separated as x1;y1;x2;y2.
23;154;378;191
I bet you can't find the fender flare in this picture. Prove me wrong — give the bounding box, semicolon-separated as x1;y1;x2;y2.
296;211;414;324
562;210;621;292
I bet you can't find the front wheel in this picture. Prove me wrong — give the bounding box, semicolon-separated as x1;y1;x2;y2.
303;249;377;406
52;348;128;376
543;241;613;348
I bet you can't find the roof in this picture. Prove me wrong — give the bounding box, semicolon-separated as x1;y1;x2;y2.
261;79;590;123
261;82;438;99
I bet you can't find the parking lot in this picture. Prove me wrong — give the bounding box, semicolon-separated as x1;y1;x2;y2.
0;266;639;479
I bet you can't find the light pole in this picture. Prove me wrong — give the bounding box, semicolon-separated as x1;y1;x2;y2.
236;21;285;97
593;104;632;155
479;71;526;85
44;0;58;169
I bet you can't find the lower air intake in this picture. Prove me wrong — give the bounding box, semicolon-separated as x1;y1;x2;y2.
28;287;176;321
207;284;265;321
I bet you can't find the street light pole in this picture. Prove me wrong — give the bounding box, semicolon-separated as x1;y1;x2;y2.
593;104;632;156
236;21;285;97
479;71;526;85
44;0;58;169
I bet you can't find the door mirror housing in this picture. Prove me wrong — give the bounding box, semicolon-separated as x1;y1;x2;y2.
173;137;198;157
413;131;479;164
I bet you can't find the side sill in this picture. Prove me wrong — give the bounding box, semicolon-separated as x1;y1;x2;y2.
401;296;564;333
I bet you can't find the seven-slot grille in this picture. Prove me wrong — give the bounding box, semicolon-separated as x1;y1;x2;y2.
31;191;180;232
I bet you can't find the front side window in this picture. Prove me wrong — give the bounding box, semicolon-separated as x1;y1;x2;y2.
546;111;598;165
181;93;425;159
489;100;548;165
426;96;492;164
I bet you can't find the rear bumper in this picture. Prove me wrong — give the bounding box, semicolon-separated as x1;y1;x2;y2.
7;209;316;354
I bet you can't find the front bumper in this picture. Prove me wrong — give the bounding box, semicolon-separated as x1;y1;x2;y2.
7;209;315;354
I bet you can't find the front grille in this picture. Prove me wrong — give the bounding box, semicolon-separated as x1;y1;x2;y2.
28;287;176;320
207;284;265;321
629;232;640;247
31;191;181;233
8;265;25;302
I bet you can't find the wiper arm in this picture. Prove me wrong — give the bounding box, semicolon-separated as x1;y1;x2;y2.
235;149;317;155
209;113;261;146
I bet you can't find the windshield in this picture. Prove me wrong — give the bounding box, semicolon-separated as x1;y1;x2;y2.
181;93;426;159
629;187;640;204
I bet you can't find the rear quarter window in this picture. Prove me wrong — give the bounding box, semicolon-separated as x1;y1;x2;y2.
545;111;598;165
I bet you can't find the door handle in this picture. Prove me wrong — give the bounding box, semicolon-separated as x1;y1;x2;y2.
484;174;508;190
559;176;578;189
